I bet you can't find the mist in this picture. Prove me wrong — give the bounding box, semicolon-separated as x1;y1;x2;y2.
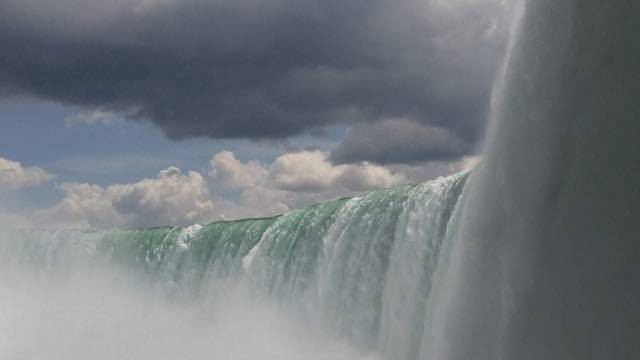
0;258;370;360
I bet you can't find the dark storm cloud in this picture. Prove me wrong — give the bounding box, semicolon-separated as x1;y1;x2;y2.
0;0;512;159
330;118;471;165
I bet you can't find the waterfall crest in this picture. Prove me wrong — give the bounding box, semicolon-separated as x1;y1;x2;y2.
0;172;468;359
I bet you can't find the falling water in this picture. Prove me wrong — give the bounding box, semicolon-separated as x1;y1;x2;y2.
0;172;468;359
428;1;640;359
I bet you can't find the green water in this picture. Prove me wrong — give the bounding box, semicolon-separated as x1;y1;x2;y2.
0;171;468;359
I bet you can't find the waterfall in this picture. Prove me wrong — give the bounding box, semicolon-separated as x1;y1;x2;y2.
0;172;467;359
2;1;638;359
428;1;640;359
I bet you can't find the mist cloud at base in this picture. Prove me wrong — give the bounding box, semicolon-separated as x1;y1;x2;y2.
0;260;371;360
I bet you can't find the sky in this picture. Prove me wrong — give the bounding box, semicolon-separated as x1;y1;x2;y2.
0;0;514;229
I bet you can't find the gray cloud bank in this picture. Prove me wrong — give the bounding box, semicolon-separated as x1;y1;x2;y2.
0;0;512;163
330;118;470;164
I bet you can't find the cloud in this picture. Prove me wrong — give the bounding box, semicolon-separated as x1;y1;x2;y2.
64;108;123;127
336;162;405;191
210;150;405;214
211;150;404;195
209;151;269;190
0;0;513;163
110;167;217;227
330;118;470;165
210;150;405;195
37;167;218;229
269;151;341;192
0;156;55;190
36;150;409;229
269;151;404;192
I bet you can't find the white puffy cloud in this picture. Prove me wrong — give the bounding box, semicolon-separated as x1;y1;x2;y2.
37;167;218;229
269;151;405;192
110;167;217;227
21;150;471;229
209;150;405;197
206;150;407;219
269;151;341;192
39;183;122;229
0;157;55;191
236;186;292;219
336;162;406;192
209;151;268;190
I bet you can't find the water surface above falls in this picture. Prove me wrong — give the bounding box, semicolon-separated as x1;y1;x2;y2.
0;171;468;360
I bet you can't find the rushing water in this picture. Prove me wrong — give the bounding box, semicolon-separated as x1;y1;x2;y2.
427;1;640;359
0;172;468;360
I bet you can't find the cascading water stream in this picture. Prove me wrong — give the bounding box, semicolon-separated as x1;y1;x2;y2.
427;1;640;359
0;172;468;360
